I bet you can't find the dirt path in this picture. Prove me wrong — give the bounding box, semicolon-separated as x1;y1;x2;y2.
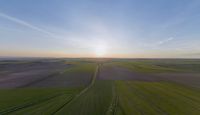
53;64;100;114
1;64;100;115
106;82;118;115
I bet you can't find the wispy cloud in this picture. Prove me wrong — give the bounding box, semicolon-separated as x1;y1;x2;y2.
157;37;174;45
0;12;56;36
0;12;81;46
141;37;175;49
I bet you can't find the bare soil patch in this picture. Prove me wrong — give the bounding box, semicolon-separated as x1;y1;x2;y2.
0;62;69;88
29;72;93;88
154;73;200;88
98;65;160;81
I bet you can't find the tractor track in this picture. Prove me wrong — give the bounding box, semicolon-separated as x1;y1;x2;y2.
0;93;63;115
52;64;100;114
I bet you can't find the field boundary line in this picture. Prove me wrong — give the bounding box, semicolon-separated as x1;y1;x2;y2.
17;72;59;88
52;64;99;114
0;93;64;115
106;81;118;115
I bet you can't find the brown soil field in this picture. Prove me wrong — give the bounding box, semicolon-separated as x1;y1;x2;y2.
29;69;94;88
98;65;160;81
98;64;200;88
0;61;70;88
154;73;200;88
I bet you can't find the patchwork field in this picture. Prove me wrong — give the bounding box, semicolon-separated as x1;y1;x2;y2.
0;59;199;115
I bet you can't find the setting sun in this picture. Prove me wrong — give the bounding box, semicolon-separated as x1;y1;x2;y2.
94;44;107;57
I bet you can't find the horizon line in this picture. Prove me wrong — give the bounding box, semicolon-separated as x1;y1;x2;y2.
0;56;199;60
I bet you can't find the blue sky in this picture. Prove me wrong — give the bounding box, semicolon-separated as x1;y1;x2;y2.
0;0;200;58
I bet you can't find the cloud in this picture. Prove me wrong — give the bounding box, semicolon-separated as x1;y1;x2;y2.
0;12;56;36
141;37;175;49
157;37;174;45
0;12;79;46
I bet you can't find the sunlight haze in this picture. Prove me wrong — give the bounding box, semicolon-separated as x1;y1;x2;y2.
0;0;200;58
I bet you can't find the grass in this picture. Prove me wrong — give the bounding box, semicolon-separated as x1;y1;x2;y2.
108;60;200;73
0;62;97;114
0;88;81;114
10;93;74;115
136;59;200;72
115;81;200;115
55;80;113;115
0;59;200;115
106;61;178;73
63;63;96;73
54;65;114;115
59;63;97;87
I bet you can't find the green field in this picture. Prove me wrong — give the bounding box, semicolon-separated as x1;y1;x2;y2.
0;88;81;114
111;59;200;73
0;61;97;114
115;81;200;115
0;59;200;115
55;80;113;115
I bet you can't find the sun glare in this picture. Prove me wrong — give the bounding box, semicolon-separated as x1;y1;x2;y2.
94;44;107;57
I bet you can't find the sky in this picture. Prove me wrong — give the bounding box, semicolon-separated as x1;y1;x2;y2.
0;0;200;58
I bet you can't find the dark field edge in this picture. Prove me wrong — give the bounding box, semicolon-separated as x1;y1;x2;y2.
50;96;74;115
17;72;60;88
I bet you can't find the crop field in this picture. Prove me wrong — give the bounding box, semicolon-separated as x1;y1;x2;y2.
55;80;113;115
115;81;200;115
0;88;81;114
0;59;200;114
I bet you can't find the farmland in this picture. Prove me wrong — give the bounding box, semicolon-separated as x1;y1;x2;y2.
0;58;200;114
